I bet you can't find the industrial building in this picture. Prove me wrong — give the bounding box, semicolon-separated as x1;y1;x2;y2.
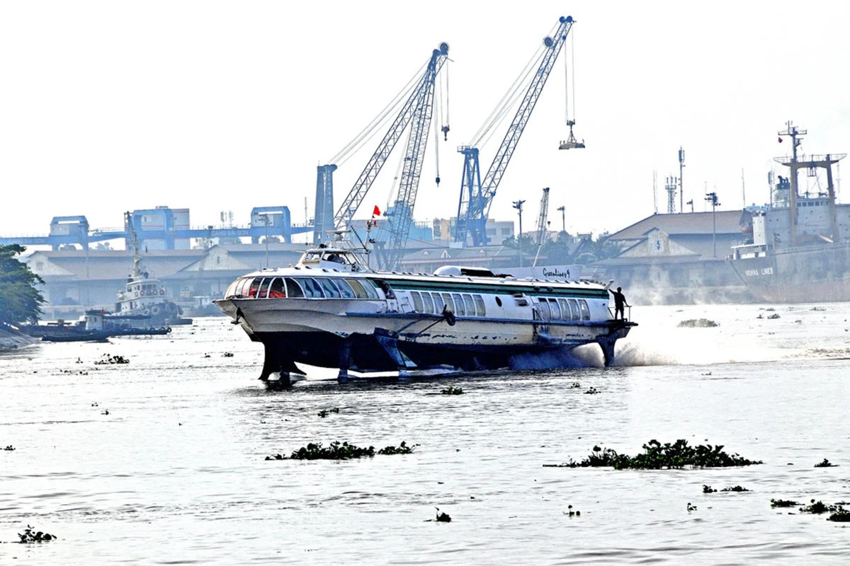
595;210;754;303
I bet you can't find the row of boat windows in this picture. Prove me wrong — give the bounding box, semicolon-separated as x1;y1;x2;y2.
409;291;486;317
537;297;591;322
226;276;590;321
227;277;381;300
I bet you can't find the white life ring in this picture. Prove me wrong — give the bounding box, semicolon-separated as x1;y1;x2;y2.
143;309;150;316
151;306;161;316
160;289;165;296
134;291;139;297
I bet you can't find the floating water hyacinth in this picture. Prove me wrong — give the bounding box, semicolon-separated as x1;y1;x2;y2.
266;441;418;461
550;439;762;470
18;525;56;543
678;319;719;328
441;386;464;395
94;354;129;365
827;508;850;522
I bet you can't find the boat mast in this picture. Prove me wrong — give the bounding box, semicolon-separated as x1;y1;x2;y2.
775;123;846;246
777;122;805;247
125;211;141;279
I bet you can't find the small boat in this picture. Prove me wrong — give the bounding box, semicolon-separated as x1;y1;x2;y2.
22;310;172;342
114;269;187;327
215;233;637;384
113;212;192;327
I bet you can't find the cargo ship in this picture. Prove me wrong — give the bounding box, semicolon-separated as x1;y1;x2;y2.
730;123;850;303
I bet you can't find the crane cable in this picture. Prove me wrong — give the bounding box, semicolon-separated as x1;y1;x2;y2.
564;26;576;124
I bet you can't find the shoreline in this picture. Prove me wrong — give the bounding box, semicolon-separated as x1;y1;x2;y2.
0;325;36;351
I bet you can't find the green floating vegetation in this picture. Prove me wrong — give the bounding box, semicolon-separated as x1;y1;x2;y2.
377;441;418;455
828;508;850;522
678;319;719;328
3;445;15;451
317;408;340;418
94;354;129;365
267;440;417;461
18;525;56;543
441;386;464;395
568;382;581;389
584;387;600;395
770;498;799;508
703;485;717;493
814;458;837;468
554;439;762;470
799;499;838;514
722;485;749;492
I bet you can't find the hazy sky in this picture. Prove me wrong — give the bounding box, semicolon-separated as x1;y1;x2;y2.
2;1;849;243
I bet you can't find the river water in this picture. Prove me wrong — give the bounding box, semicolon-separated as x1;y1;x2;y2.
1;304;848;564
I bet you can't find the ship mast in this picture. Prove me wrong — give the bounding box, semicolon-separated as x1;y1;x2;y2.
775;122;845;246
125;211;141;280
777;122;805;246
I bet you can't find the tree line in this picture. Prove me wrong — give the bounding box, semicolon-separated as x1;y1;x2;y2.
0;244;44;327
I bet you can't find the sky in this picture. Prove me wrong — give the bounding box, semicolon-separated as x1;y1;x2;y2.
2;1;850;244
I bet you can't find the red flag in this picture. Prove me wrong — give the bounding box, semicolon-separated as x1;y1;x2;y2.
778;137;783;143
373;205;381;216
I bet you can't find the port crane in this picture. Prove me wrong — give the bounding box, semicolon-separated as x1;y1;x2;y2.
313;43;449;271
534;187;551;247
453;16;575;247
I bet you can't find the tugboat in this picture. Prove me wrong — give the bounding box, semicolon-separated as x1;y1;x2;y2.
115;212;191;327
215;231;637;384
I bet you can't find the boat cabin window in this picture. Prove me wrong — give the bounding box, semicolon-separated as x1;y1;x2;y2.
441;293;454;313
537;298;551;320
452;293;465;316
422;292;434;313
557;299;569;320
334;278;356;299
237;277;253;297
568;299;580;321
548;298;561;320
411;291;424;312
345;279;370;299
363;280;383;299
248;278;262;298
225;281;238;298
285;278;305;298
432;292;446;313
269;278;286;298
463;294;476;317
317;278;341;298
579;299;590;321
473;295;486;317
323;251;352;265
301;278;324;298
258;278;272;299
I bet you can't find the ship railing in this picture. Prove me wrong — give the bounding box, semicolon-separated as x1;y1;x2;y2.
607;305;631;322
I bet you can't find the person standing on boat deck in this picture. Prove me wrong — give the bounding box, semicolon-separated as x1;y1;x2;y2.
610;287;629;320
